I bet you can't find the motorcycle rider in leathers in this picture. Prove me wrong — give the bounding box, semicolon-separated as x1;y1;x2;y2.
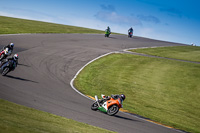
128;27;133;35
0;43;14;60
103;94;126;103
1;43;14;53
106;26;111;34
0;54;18;69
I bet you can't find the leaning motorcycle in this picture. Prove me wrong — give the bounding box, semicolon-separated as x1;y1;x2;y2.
0;60;17;76
0;48;12;61
91;94;123;116
105;30;110;37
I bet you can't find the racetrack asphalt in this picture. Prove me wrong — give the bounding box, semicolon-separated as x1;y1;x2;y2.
0;34;185;133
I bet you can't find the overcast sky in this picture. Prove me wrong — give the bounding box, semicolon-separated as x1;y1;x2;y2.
0;0;200;45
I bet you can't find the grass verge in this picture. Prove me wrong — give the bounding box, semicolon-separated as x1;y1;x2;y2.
0;99;115;133
0;16;105;34
74;53;200;133
130;46;200;62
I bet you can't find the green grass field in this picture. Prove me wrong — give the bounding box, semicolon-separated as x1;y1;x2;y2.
130;46;200;62
0;99;115;133
0;16;105;34
74;53;200;133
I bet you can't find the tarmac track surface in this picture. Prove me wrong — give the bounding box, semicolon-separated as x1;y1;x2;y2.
0;34;185;133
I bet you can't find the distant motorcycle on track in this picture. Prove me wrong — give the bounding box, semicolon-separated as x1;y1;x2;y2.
128;32;133;38
0;48;12;61
91;94;124;116
105;30;111;37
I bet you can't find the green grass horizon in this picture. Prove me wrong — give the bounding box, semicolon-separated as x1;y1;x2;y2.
0;15;107;34
130;46;200;62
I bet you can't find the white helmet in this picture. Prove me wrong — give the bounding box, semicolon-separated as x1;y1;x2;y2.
13;54;18;60
10;43;14;48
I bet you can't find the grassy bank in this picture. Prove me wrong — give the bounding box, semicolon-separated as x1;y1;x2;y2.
130;46;200;62
0;99;115;133
0;16;105;34
74;53;200;133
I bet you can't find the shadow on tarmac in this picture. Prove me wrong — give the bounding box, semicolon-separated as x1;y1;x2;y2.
107;36;117;39
114;114;142;122
5;75;38;83
18;63;31;67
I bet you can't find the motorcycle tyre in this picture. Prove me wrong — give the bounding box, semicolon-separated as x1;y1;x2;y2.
2;67;9;76
128;34;132;38
91;102;99;111
105;34;110;37
107;105;119;116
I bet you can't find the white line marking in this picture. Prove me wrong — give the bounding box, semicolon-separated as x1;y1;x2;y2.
70;51;119;100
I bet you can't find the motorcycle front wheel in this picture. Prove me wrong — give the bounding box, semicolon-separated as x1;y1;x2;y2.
2;67;9;76
91;102;99;111
107;105;119;116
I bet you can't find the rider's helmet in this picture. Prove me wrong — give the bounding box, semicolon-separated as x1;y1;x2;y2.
13;54;18;60
120;94;126;101
9;43;14;48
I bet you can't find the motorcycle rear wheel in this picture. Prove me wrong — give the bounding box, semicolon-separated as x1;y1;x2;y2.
107;105;119;116
91;102;99;111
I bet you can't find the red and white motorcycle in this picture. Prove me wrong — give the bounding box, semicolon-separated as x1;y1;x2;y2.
0;48;12;61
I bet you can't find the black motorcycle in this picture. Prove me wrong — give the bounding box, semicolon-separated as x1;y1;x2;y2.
128;32;133;38
0;60;17;76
